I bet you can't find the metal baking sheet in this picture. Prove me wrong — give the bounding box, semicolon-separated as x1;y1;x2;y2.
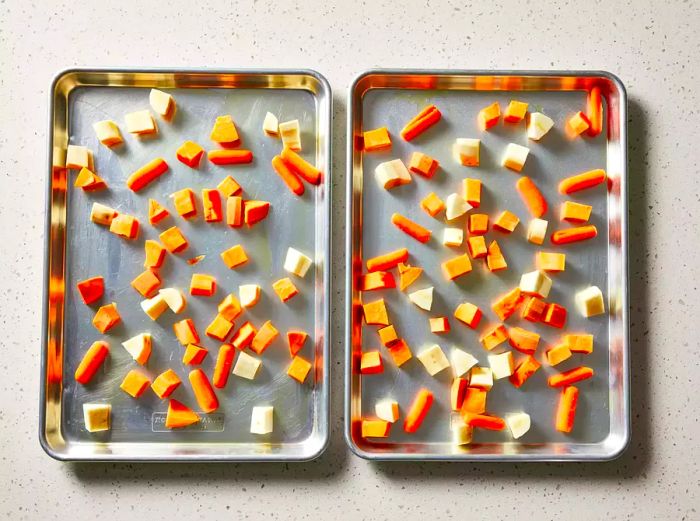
345;70;628;461
41;69;331;461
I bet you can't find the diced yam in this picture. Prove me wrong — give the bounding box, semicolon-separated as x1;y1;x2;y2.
443;227;463;247
493;210;519;233
239;284;261;308
429;317;450;334
378;325;399;346
173;188;197;219
575;286;605;317
450;348;478;377
363;127;392;152
452;138;480;166
505;412;531;439
421;192;445;217
509;355;541;388
536;252;566;272
492;287;522;321
120;370;150;398
109;214;139;239
131;269;161;298
398;262;422;291
83;403;111;432
92;303;120;333
442;254;472;280
159;288;186;313
504;100;528;123
244;200;270;226
527;218;548;244
287;355;312;383
231;321;257;349
279;119;301;150
210;115;240;146
359;271;396;291
561;201;593;223
477;102;500;130
233;351;262;380
149;89;175;118
218;293;242;321
486;240;508;272
362;420;391;438
521;296;546;321
508;327;540;354
272;277;299;302
387;339;413;367
92;120;123;147
176;140;205;168
469;367;493;390
287;330;308;357
469;213;488;235
375;399;399;423
141;293;168;320
567;111;591;136
74;167;106;191
502;143;530;172
159;226;188;253
520;270;552;298
543;302;568;328
445;193;471;220
417;344;450;376
182;344;208;365
190;273;216;296
547;344;573;366
66;145;90;169
452;423;473;445
90;202;117;226
173;318;200;345
488;351;514;379
375;159;411;189
165;399;199;429
480;324;508;351
125;110;157;135
451;378;468;410
76;276;104;305
121;333;152;365
250;406;274;434
527;112;554;140
566;333;594;354
408;287;433;311
251;320;279;355
217;176;242;197
454;302;482;328
263;112;279;136
363;298;389;326
202;189;222;222
151;369;181;399
360;351;383;374
148;199;169;225
463;178;481;207
221;244;248;269
206;314;234;341
226;196;244;227
408;152;439;178
467;236;487;259
284;247;313;277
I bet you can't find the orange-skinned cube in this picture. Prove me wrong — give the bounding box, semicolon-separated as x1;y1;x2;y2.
360;351;383;374
468;213;489;235
429;317;450;334
359;271;396;291
463;178;481;207
173;188;197;219
478;102;500;130
220;244;248;269
442;254;472;280
492;287;522;321
144;240;166;269
182;344;208;365
420;192;445;217
165;399;199;429
363;127;392;152
202;189;223;222
450;378;468;411
159;226;188;253
536;252;566;272
272;277;299;302
217;176;242;197
480;324;508;351
454;302;482;328
205;313;234;341
173;318;200;345
120;370;150;398
486;240;508;272
408;152;439;178
287;355;312;383
244;200;270;226
567;111;591;136
74;168;106;190
250;320;279;355
151;369;181;398
361;419;391;438
363;298;389;326
109;214;139;239
509;355;541;388
92;303;120;333
398;263;422;291
378;325;399;346
508;327;540;354
218;293;242;322
460;387;487;414
130;269;161;298
561;201;592;223
547;343;573;366
493;210;520;233
565;334;594;354
226;196;244;227
190;274;216;296
176;140;205;168
77;276;104;305
387;339;412;366
232;321;257;350
521;296;547;321
504;100;528;123
543;303;567;328
467;236;487;259
210;115;240;146
287;330;308;357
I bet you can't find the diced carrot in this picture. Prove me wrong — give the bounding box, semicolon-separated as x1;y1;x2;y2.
363;298;389;326
361;419;391;438
130;269;161;298
280;147;322;185
558;169;606;194
120;370;150;398
189;369;219;413
398;262;422;291
363;127;392;152
561;201;592;223
463;178;481;207
165;399;199;429
493;210;520;233
272;277;299;302
232;321;257;350
190;273;216;296
548;366;594;387
521;296;547;321
250;320;279;355
403;388;433;433
586;86;603;137
442;253;472;280
408;152;439;178
74;167;106;190
226;196;244;227
202;189;223;222
516;177;547;218
480;324;508;351
148;198;169;224
151;369;181;398
205;313;234;341
92;303;120;333
504;100;528;123
536;252;566;272
272;155;304;196
359;271;396;291
492;287;522;321
460;387;487;414
212;344;236;388
486;240;507;272
469;213;489;235
126;158;169;192
220;244;248;269
208;149;253;165
429;316;450;334
173;188;197;219
210;115;240;146
287;330;308;357
244;200;270;226
508;326;540;354
109;214;139;239
467;236;487;259
400;105;441;141
454;302;482;328
367;248;408;272
555;386;579;433
565;333;594;354
159;226;188;253
287;355;312;383
173;318;200;345
391;213;431;243
144;240;166;269
567;111;591;136
217;175;242;197
551;225;598;245
477;102;500;130
74;340;109;384
420;192;445;217
387;338;412;366
360;351;383;374
378;325;399;346
542;302;567;328
76;276;104;305
509;355;541;388
451;378;468;411
176;140;205;168
464;413;505;431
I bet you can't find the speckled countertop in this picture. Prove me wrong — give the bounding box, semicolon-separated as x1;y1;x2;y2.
1;0;698;519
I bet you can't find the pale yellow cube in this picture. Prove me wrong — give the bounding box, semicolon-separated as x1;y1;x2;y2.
469;366;493;390
140;294;168;320
527;218;549;245
149;89;175;118
66;145;90;169
575;286;606;317
83;403;111;432
505;412;531;439
263;112;279;136
375;399;399;423
417;344;450;376
125;110;157;135
452;138;480;166
284;247;313;278
502;143;530;172
527;112;554;141
443;228;464;247
279;119;301;150
250;406;274;434
233;351;261;380
375;159;411;189
239;284;261;308
520;270;552;299
488;351;514;379
92;120;123;147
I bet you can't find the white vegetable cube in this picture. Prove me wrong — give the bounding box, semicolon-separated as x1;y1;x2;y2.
149;89;175;118
263;112;279;136
233;351;262;380
375;399;399;423
527;112;555;140
469;366;493;390
502;143;530;172
506;412;531;439
250;406;274;434
83;403;111;432
445;193;471;220
417;344;450;376
527;218;549;245
279;119;301;150
159;288;186;313
66;145;90;169
284;247;313;278
575;286;605;317
92;120;123;147
121;333;152;365
451;423;473;446
125;110;157;134
520;270;552;298
450;348;478;378
140;294;168;320
442;227;464;247
408;286;433;311
488;351;514;379
452;138;480;166
375;159;411;189
239;284;261;308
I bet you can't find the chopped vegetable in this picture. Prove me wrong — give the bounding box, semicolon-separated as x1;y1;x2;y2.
442;253;472;280
66;145;91;169
232;350;261;379
121;333;152;365
126;158;168;192
486;240;507;272
244;200;270;226
218;293;242;321
509;355;541;388
586;86;603;137
362;419;391;438
131;269;161;298
217;176;242;197
74;340;109;384
542;302;568;328
76;276;104;305
272;277;299;302
363;298;389;326
109;213;139;239
493;210;519;233
90;202;117;226
120;370;150;398
159;287;186;313
279;119;301;151
575;286;605;317
505;412;531;439
74;167;106;191
173;188;197;219
159;226;188;253
284;247;313;277
212;344;236;388
205;314;234;341
272;155;304;195
400;105;441;141
467;236;487;258
527;218;548;245
375;159;411;189
408;287;433;311
92;120;123;147
463;178;481;207
165;399;199;429
450;348;478;377
488;351;514;379
140;293;168;320
176;140;205;168
202;189;222;222
561;201;592;222
92;303;121;333
566;333;594;354
420;192;445;217
469;366;494;390
173;318;200;345
147;198;169;225
226;196;244;227
520;269;552;298
189;369;219;413
536;252;566;272
250;406;274;434
445;193;471;220
360;351;383;374
250;320;279;355
375;399;399;423
210;115;240;146
492;287;522;321
143;240;166;269
516;176;547;217
464;413;505;431
287;330;308;357
125;110;157;135
502;143;530;172
220;244;248;269
460;387;487;414
367;248;408;272
477;102;500;130
527;112;554;140
429;317;450;334
521;296;546;321
454;302;482;328
149;89;175;119
359;271;396;291
231;321;257;349
182;344;208;365
239;284;261;308
452;138;480;166
480;324;508;351
398;262;422;291
468;213;488;235
263;112;279;136
391;213;431;243
287;355;312;383
558;169;606;194
208;149;253;165
387;339;413;366
363;127;392;151
403;388;434;432
567;111;591;136
151;369;181;398
504;100;528;123
189;273;216;296
548;366;594;387
546;343;572;366
378;324;399;346
551;224;598;245
417;344;450;376
83;403;111;432
408;152;439;178
451;378;468;410
555;386;579;433
508;326;540;354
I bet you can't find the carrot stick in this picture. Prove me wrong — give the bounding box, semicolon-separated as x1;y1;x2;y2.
403;388;433;433
516;176;548;218
126;158;169;192
558;169;607;194
464;413;506;431
400;105;441;141
548;366;594;387
366;248;409;272
551;225;598;245
272;155;304;196
280;147;322;185
391;213;431;243
586;87;603;137
212;344;236;389
207;149;253;165
74;341;109;384
188;369;219;413
555;386;579;433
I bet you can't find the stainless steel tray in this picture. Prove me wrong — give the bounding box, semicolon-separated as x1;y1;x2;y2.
41;69;331;461
345;70;628;461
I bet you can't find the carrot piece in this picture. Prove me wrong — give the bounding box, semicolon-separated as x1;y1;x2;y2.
586;86;603;137
250;320;279;355
493;210;520;233
467;236;487;259
272;277;299;302
542;302;567;328
272;155;304;196
176;140;205;168
226;196;244;227
74;340;109;384
442;254;472;280
460;387;487;414
173;318;200;345
182;344;208;365
429;317;450;334
398;262;422;291
480;324;508;351
130;269;161;298
408;152;439;178
207;149;253;165
400;105;441;141
363;127;392;152
151;369;181;398
558;169;606;194
244;200;270;226
516;176;547;218
159;226;188;253
465;413;506;431
287;330;308;357
188;369;219;413
548;366;594;387
451;378;468;411
148;198;169;224
76;276;104;305
555;386;580;433
144;240;166;269
360;351;383;374
359;271;396;291
486;240;507;272
391;213;431;243
521;296;546;321
217;175;242;197
92;303;120;333
165;399;200;429
280;147;322;185
74;167;106;190
492;287;522;321
363;298;389;326
454;302;482;328
463;178;481;207
202;189;223;222
420;192;444;217
551;225;598;245
231;321;257;350
387;338;413;366
190;273;216;296
287;355;312;383
508;326;540;354
205;314;234;341
220;244;248;269
468;213;489;235
366;248;408;272
212;344;236;388
477;102;501;131
109;214;139;239
509;355;541;388
126;158;169;192
560;201;592;223
403;388;434;433
120;369;151;398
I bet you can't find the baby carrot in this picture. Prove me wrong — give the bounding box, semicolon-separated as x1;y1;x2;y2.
366;248;409;272
207;149;253;165
391;213;431;243
188;369;219;413
212;344;236;389
400;105;441;141
280;147;322;185
463;413;506;431
586;87;603;137
551;225;598;245
272;155;304;196
126;158;169;192
558;169;607;194
516;176;547;218
548;366;594;387
555;386;579;433
403;388;434;433
74;341;109;384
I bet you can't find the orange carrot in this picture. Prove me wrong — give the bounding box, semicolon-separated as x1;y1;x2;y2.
516;176;547;218
126;158;169;192
188;369;219;413
555;386;579;433
207;149;253;165
74;341;109;384
551;225;597;245
366;248;408;272
212;344;236;388
548;366;594;387
464;413;506;431
272;155;304;196
403;388;434;433
400;105;441;141
586;87;603;137
391;213;431;243
558;169;606;194
280;147;322;185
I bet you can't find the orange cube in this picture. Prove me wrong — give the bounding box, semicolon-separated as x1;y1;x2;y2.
467;236;487;259
493;210;520;233
454;302;482;328
250;320;279;354
387;338;412;367
217;175;242;197
287;330;308;357
361;419;391;438
205;313;234;341
486;240;507;272
210;115;240;146
202;189;223;222
272;277;299;302
546;344;573;366
408;152;439;178
76;276;104;305
176;140;205;168
468;213;489;235
480;324;508;351
504;100;528;123
460;387;487;414
74;168;106;191
287;355;312;383
190;274;216;296
232;321;257;350
509;355;541;388
463;178;481;207
360;351;383;374
159;226;188;253
560;201;592;223
173;318;200;345
429;317;450;334
244;200;270;226
218;293;242;321
508;327;540;354
542;303;567;328
226;196;244;227
182;344;208;365
565;334;594;354
359;271;396;291
420;192;445;217
521;296;547;321
144;240;166;269
173;188;197;219
478;102;500;130
363;127;392;152
378;325;399;346
120;370;150;398
451;378;468;411
92;303;120;333
130;269;161;298
442;254;472;280
363;298;389;326
567;111;591;136
220;244;248;269
398;262;422;291
109;214;139;239
148;198;169;224
536;251;566;272
492;287;522;321
151;369;181;399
